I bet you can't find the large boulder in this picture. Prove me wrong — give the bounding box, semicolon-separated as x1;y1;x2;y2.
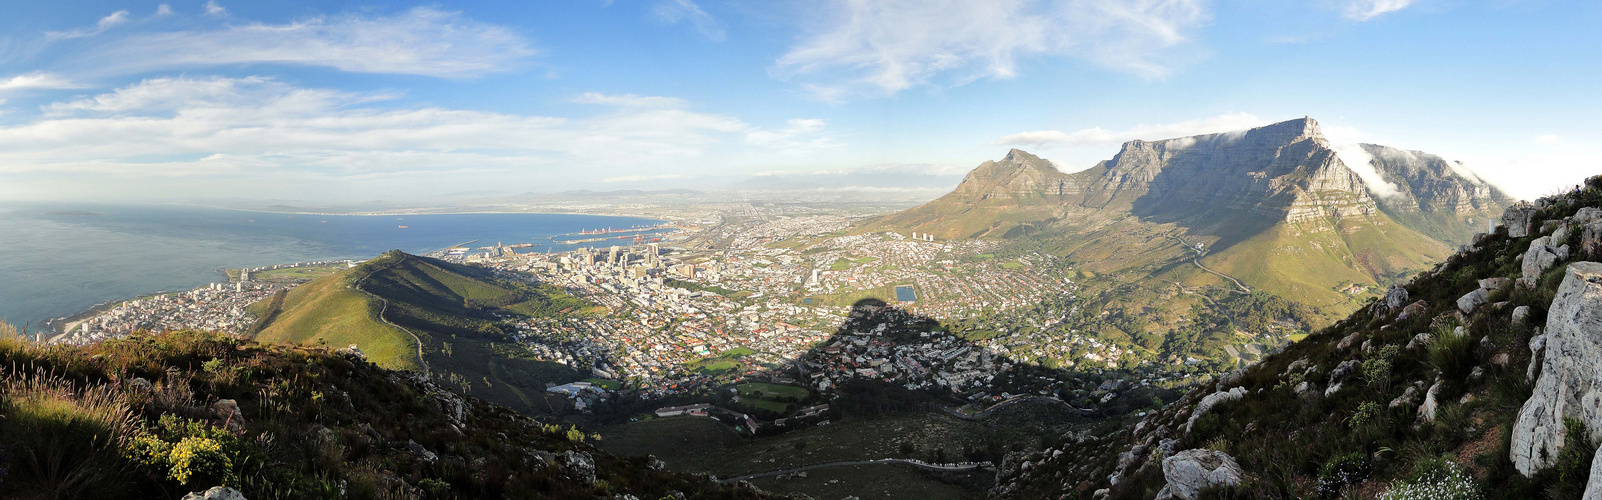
1154;449;1245;500
1384;285;1409;313
1524;236;1564;281
1503;202;1539;238
1457;288;1489;314
1511;262;1602;476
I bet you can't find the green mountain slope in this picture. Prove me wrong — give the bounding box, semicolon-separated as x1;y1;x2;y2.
250;251;594;414
994;177;1602;499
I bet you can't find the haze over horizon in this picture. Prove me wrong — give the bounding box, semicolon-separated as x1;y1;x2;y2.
1;0;1597;204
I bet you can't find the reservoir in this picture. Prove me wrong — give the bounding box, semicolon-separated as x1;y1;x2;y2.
894;285;917;302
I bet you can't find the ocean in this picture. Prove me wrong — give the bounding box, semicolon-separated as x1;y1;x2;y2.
0;203;667;335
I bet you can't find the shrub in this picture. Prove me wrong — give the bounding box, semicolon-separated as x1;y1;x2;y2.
1378;458;1480;500
126;414;246;488
1317;452;1371;498
1350;401;1382;429
1429;326;1477;383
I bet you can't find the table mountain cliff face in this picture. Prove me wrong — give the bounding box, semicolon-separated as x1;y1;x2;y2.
893;117;1507;241
877;117;1512;316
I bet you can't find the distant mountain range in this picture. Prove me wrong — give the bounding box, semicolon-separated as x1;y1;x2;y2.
876;117;1516;317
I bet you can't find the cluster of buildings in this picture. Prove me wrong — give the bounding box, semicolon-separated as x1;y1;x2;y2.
50;281;288;345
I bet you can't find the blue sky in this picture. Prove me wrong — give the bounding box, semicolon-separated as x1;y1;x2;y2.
0;0;1596;202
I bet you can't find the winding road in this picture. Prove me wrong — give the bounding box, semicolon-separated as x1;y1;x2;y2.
720;458;993;483
353;260;431;378
1166;234;1251;293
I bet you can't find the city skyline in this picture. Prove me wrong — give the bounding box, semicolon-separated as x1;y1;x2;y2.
0;0;1597;202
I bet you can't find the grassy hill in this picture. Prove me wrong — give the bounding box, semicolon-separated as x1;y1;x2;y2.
0;327;779;500
250;251;596;415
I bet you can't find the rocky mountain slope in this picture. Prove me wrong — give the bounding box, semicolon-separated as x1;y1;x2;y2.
876;117;1512;319
0;327;781;499
991;176;1602;499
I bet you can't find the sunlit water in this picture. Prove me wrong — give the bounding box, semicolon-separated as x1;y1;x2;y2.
0;203;664;334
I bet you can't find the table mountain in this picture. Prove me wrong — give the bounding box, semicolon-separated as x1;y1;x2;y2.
876;117;1513;317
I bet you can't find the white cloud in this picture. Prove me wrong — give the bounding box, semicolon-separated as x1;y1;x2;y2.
1343;0;1412;21
71;7;535;79
0;72;82;92
1330;143;1403;198
994;112;1266;148
774;0;1209;99
1535;134;1560;144
655;0;726;42
205;1;227;17
156;4;173;17
744;118;839;155
0;77;845;199
573;93;688;108
44;10;131;40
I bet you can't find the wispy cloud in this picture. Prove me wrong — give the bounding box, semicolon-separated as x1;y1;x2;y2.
773;0;1209;99
744;118;840;155
654;0;726;41
204;1;227;17
0;72;82;92
44;10;131;40
67;7;535;79
994;112;1266;148
1342;0;1412;21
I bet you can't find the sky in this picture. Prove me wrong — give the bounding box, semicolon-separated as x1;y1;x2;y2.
0;0;1597;203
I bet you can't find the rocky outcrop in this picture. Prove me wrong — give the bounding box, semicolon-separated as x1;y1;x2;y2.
1504;202;1539;238
1185;387;1246;434
1586;448;1602;500
1384;285;1409;311
1523;236;1569;284
1154;449;1245;500
1511;262;1602;476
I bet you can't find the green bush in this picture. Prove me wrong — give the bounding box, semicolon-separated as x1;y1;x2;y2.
1317;452;1371;498
1429;326;1477;383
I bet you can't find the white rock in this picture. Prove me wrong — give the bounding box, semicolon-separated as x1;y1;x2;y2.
1457;288;1488;314
1528;330;1548;382
1407;332;1432;350
1524;236;1562;281
1504;202;1539;238
182;487;246;500
1511;262;1602;476
1389;383;1423;409
1159;449;1245;500
1583;446;1602;500
1185;387;1246;434
1418;379;1444;423
1512;305;1532;325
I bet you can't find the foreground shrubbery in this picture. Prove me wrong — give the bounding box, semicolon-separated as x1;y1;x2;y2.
0;327;776;499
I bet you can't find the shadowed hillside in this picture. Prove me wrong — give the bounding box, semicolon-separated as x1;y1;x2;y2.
0;326;784;499
250;251;596;416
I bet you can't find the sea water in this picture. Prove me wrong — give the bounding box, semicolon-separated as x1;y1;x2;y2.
0;203;665;334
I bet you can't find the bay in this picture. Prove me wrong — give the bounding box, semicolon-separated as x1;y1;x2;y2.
0;203;666;334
